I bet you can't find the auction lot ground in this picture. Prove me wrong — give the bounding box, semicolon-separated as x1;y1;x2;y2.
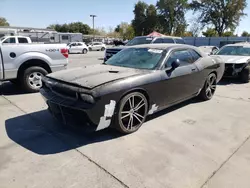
1;51;250;188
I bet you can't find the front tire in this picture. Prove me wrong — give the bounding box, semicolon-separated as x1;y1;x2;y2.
240;66;250;83
199;73;217;101
20;66;48;93
101;47;105;51
115;92;148;134
89;47;92;51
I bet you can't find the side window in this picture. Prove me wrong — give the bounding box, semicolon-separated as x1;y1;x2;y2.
163;38;174;43
3;37;16;44
18;37;28;43
189;50;201;62
153;38;163;43
62;35;69;40
78;43;83;46
165;50;194;68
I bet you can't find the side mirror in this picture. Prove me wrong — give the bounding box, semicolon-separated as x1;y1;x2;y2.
171;59;180;70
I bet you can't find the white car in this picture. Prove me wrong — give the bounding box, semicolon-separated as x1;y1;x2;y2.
214;43;250;83
67;42;88;54
88;42;106;51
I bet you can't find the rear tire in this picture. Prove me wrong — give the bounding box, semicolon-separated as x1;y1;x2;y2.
240;66;250;83
20;66;48;93
89;47;92;51
115;92;148;134
199;73;217;101
82;49;87;54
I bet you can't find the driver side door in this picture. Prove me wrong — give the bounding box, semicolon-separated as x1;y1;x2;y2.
160;49;200;106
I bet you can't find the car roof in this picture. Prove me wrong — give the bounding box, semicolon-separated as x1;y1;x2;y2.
134;36;183;39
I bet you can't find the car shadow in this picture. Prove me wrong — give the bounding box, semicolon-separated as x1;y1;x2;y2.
0;82;26;95
218;78;246;85
5;97;199;155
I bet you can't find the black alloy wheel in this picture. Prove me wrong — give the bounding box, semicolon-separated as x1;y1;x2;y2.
116;92;148;134
199;73;217;100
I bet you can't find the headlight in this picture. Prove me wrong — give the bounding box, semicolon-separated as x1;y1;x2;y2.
80;93;95;104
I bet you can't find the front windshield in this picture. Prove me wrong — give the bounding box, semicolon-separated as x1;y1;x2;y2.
126;37;153;46
105;48;163;69
217;46;250;56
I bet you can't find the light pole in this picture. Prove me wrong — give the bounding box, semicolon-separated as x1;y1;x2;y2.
90;15;97;41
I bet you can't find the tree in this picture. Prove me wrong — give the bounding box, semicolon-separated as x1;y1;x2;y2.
190;0;247;36
144;4;159;34
116;22;135;40
47;22;91;34
188;17;202;37
222;31;235;37
241;31;250;37
156;0;189;35
202;28;218;37
132;1;148;36
0;17;9;26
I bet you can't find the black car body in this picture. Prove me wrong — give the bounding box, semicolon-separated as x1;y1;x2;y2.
104;36;185;61
40;44;224;134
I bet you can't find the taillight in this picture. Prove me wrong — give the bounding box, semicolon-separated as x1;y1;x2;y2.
61;48;68;58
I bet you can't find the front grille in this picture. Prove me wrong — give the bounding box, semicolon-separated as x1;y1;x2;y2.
51;84;77;99
48;101;96;131
224;64;233;76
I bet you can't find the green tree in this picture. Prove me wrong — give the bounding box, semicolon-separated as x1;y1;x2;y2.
0;17;9;26
190;0;247;36
241;31;250;37
144;4;159;34
222;31;235;37
47;22;91;34
202;28;218;37
116;22;135;40
132;1;148;36
156;0;189;35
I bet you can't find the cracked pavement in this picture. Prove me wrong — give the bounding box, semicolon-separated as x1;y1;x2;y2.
1;52;250;188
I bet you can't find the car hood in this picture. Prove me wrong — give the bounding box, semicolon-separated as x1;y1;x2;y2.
47;64;146;89
213;55;250;64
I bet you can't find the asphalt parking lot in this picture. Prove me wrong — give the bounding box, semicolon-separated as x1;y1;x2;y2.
1;51;250;188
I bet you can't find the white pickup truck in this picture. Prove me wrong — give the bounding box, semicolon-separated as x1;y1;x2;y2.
0;43;68;92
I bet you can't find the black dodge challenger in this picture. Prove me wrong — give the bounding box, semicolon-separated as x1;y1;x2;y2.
40;44;224;134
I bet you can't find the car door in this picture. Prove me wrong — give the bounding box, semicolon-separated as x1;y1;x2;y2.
76;43;83;53
69;43;77;53
160;49;200;105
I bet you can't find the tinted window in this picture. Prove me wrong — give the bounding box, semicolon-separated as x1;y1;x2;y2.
3;37;16;43
77;43;83;46
18;37;28;43
106;48;163;69
175;39;185;44
62;35;69;40
126;37;153;46
165;50;194;68
163;38;174;43
189;50;201;62
153;38;163;43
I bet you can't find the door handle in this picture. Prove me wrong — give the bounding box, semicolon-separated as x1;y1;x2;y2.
191;68;196;71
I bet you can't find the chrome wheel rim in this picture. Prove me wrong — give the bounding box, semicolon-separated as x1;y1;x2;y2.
28;72;43;89
119;95;147;131
205;75;216;99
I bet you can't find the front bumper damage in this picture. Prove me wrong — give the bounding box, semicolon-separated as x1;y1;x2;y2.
224;63;248;77
40;77;117;132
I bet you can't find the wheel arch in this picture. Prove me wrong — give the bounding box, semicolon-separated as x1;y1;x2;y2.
118;88;150;110
17;59;52;78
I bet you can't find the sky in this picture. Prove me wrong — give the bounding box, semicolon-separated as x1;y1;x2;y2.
0;0;250;35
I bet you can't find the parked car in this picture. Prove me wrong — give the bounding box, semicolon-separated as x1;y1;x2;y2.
40;44;224;134
67;42;88;54
214;43;250;83
87;42;106;51
0;43;68;92
198;46;219;55
104;36;185;61
0;36;32;44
